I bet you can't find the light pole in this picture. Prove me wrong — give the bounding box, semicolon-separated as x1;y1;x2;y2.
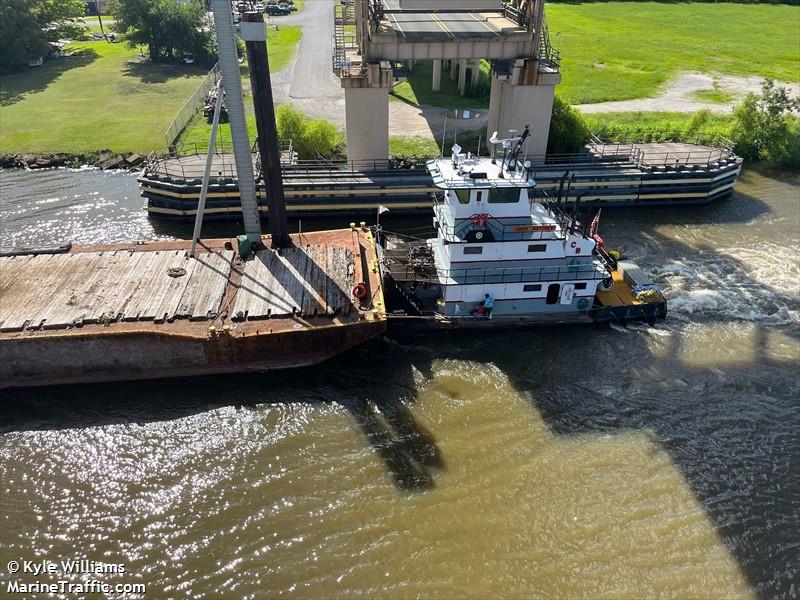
94;0;105;38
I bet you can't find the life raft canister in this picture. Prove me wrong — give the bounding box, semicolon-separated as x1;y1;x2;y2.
353;283;368;300
472;213;489;228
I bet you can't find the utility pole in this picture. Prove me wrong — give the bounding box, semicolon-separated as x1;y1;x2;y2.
94;0;105;37
242;11;291;248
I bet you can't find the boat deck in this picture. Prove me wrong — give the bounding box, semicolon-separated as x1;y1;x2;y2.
594;269;639;308
590;142;730;167
0;229;386;388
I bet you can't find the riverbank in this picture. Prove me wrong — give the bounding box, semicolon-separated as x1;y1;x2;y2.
0;27;301;157
0;150;144;171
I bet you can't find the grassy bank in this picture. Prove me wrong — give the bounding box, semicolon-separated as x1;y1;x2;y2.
0;41;209;155
547;2;800;104
0;26;301;155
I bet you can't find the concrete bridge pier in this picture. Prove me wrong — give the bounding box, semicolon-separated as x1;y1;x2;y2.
432;59;442;92
457;60;468;95
487;59;562;158
342;62;394;162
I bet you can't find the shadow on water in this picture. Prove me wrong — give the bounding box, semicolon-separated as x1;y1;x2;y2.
0;50;99;106
0;352;445;494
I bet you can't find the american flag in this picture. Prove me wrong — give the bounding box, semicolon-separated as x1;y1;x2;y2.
589;209;602;237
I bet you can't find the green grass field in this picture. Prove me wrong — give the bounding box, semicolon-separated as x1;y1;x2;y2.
390;60;491;109
0;41;210;155
265;25;302;73
583;111;736;139
386;4;799;108
547;2;800;104
0;26;301;155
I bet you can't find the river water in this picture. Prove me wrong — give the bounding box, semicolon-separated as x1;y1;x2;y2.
0;167;798;598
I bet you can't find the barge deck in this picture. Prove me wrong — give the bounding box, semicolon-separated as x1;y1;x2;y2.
0;229;386;389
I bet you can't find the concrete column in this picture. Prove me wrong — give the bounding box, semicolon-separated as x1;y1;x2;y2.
344;86;390;162
432;59;442;92
450;59;458;80
457;59;467;96
486;69;560;158
470;59;481;89
407;59;414;72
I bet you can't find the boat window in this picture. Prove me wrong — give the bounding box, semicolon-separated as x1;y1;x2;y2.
488;188;520;203
574;282;587;290
455;189;470;204
546;283;560;304
474;190;487;203
523;284;542;292
463;246;483;255
527;244;546;253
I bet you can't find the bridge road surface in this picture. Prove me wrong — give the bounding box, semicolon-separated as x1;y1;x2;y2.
381;0;515;42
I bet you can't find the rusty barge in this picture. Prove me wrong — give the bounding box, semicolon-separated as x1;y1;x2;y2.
0;229;385;389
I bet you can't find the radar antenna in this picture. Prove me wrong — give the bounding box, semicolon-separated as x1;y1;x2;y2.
489;125;529;178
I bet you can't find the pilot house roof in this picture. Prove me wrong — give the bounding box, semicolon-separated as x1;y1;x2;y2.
427;157;536;190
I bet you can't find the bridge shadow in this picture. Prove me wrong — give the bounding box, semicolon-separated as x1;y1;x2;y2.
0;49;99;107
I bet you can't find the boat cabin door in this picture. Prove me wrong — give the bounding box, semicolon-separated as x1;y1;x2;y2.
473;190;487;204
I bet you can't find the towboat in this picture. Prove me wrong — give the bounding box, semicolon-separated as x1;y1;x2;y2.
378;127;668;332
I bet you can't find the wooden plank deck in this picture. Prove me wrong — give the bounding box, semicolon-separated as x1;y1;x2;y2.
233;245;355;320
0;249;233;332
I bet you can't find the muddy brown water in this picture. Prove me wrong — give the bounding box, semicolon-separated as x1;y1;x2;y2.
0;166;798;598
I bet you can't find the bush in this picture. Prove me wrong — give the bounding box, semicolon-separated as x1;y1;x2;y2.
731;79;800;170
275;104;342;160
547;95;590;155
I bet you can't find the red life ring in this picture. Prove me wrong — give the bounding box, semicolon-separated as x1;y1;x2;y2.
353;283;368;299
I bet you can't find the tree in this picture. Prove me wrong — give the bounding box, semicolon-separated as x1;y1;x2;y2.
276;104;342;160
0;0;85;73
731;79;800;169
108;0;212;63
547;95;590;155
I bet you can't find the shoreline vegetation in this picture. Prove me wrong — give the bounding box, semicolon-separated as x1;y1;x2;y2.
1;3;797;169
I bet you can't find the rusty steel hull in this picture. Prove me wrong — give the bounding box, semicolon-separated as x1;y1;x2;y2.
0;320;385;389
0;230;387;389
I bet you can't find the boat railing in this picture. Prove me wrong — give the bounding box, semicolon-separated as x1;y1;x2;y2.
142;140;296;181
435;213;568;243
398;263;609;286
588;130;739;169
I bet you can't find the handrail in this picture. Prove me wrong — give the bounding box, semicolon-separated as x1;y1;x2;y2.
394;261;609;286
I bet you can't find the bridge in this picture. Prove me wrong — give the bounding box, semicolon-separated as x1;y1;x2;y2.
333;0;561;162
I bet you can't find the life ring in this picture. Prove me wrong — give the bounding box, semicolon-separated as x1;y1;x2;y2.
474;231;484;240
353;283;368;299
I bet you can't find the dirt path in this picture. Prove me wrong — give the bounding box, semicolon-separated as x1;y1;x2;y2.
575;72;800;114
